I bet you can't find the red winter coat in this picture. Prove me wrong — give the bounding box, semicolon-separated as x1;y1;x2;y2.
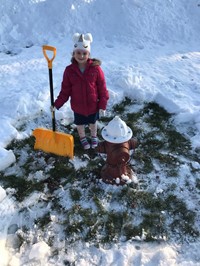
54;58;109;116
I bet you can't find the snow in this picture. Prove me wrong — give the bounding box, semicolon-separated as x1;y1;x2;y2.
29;241;50;260
0;0;200;265
0;186;6;202
0;149;16;171
0;188;16;266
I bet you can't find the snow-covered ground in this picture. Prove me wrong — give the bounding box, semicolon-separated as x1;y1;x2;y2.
0;0;200;265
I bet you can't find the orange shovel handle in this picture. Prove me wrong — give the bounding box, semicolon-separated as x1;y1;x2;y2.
42;45;56;69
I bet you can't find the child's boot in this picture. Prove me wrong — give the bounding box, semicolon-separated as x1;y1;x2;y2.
80;137;90;150
91;136;98;149
89;122;98;149
77;125;90;150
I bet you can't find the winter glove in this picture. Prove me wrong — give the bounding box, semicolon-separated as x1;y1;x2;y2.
50;106;56;112
99;109;106;117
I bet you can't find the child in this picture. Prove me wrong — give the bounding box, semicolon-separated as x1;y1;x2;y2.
53;33;109;149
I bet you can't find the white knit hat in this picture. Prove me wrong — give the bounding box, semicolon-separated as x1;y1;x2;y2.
73;33;93;53
101;116;133;144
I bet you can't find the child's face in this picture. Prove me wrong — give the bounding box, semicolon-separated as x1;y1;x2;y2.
74;50;89;65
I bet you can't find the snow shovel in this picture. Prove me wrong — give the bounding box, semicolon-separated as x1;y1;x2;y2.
33;45;74;159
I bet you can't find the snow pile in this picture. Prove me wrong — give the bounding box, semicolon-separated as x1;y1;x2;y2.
1;0;200;52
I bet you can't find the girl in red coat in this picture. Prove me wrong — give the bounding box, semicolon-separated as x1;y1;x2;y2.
54;33;109;150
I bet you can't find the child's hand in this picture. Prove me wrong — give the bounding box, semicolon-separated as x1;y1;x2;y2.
50;106;56;112
99;109;106;117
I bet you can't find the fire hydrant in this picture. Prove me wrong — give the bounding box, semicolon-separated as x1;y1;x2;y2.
96;116;137;185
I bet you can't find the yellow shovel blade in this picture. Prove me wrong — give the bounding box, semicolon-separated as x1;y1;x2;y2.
33;128;74;159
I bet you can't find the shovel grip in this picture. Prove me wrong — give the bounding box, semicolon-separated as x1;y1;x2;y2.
42;45;56;131
43;45;56;69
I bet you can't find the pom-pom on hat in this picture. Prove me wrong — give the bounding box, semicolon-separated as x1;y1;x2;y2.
73;33;93;53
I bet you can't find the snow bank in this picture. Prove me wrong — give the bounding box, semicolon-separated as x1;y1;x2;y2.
1;0;200;52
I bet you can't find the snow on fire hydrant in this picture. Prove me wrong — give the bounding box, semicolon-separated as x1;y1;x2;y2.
96;116;137;185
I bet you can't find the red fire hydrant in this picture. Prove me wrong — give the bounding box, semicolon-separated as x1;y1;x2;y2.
97;116;137;185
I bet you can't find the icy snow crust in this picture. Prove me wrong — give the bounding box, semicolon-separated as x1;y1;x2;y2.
0;0;200;265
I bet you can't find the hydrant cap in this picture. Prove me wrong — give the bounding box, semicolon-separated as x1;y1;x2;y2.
101;116;133;143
